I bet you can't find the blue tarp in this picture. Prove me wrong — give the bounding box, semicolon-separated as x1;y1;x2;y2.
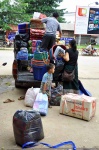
79;80;92;97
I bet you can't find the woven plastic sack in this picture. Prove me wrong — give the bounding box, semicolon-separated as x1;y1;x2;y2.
13;110;44;146
24;87;40;107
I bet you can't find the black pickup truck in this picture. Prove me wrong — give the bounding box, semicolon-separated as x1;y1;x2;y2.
0;30;5;47
12;20;45;88
12;19;65;88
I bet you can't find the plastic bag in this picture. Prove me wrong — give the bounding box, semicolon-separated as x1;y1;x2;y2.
53;59;64;81
20;41;28;48
13;110;44;146
20;33;30;42
24;87;40;107
15;40;21;49
50;84;63;106
33;93;48;116
16;48;28;60
54;46;65;59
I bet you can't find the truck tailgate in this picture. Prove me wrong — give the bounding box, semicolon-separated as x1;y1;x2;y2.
16;71;41;87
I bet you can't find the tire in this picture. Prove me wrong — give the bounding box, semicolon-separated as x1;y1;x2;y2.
92;52;98;56
15;80;21;88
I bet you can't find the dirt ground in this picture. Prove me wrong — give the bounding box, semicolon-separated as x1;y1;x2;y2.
0;50;99;149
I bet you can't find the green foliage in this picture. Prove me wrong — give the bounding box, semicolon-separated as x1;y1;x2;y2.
24;0;66;22
0;0;29;30
0;0;66;31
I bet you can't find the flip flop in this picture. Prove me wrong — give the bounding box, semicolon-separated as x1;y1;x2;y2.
18;96;25;100
3;99;15;103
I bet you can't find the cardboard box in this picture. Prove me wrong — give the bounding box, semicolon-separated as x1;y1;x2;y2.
60;93;96;121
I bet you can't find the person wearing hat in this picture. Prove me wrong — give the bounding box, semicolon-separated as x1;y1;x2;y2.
41;12;62;51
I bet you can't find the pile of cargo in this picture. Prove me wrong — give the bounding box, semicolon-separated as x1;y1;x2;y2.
14;19;48;81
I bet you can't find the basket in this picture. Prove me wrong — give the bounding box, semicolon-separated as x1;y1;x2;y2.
34;51;48;61
31;59;45;66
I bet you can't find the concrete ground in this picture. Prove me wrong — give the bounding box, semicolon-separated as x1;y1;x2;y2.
0;50;99;149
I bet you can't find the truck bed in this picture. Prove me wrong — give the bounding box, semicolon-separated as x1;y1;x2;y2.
16;71;41;88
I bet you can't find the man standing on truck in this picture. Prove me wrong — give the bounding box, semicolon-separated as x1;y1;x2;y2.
41;12;62;51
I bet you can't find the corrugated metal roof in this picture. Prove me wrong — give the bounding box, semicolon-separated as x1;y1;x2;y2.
60;23;74;31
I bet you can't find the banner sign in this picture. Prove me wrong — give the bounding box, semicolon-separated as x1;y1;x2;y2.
75;6;99;34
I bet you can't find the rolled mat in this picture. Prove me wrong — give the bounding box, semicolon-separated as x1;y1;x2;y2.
79;80;92;96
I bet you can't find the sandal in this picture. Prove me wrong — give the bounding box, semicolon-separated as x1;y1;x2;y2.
3;99;15;103
18;96;25;100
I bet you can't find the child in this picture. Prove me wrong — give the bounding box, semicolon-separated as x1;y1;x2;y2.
40;63;55;108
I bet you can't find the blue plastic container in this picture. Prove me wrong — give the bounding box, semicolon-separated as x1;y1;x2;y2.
18;23;30;34
18;23;26;34
33;65;47;81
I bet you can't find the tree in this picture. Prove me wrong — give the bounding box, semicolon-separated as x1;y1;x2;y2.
0;0;29;30
23;0;66;22
0;0;66;31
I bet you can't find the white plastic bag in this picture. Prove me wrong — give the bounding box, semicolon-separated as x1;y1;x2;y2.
24;87;40;107
33;93;48;116
54;46;65;59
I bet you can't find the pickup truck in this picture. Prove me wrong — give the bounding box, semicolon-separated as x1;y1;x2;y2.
0;30;5;47
12;20;45;88
12;19;65;88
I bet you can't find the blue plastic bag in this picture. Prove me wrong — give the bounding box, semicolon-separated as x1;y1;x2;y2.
33;93;48;116
16;49;28;60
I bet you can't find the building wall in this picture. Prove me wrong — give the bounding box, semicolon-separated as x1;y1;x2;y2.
62;30;74;38
76;35;91;45
62;30;91;44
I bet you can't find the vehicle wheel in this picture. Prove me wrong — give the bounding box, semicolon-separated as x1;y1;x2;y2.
93;52;98;56
15;80;21;88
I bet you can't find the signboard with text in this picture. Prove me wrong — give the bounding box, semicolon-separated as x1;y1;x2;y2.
75;6;99;34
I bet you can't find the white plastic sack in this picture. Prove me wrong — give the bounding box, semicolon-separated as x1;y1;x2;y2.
54;46;65;59
33;12;46;19
33;93;48;116
24;87;40;107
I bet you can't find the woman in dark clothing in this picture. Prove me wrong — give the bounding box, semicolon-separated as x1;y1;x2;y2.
60;39;79;94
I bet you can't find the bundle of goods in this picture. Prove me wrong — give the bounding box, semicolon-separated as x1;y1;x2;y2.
24;87;40;107
34;51;48;60
14;34;29;54
60;93;96;121
18;22;30;34
30;28;45;40
30;19;45;40
50;84;63;106
33;93;48;116
13;110;44;146
30;19;44;29
32;40;42;53
49;45;66;61
49;45;66;81
16;47;28;61
16;47;28;71
14;22;30;57
31;54;48;81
